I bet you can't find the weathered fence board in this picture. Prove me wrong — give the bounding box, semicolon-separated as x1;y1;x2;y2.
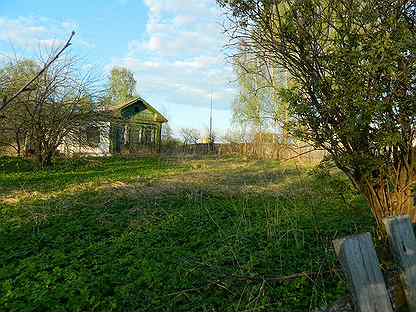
384;215;416;310
333;233;393;312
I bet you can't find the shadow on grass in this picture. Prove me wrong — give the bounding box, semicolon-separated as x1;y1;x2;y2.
0;157;181;197
0;157;374;312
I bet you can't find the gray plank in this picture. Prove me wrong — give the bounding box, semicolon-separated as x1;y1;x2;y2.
384;215;416;310
333;233;393;312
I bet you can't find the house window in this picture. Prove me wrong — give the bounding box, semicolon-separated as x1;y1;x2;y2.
142;127;155;144
86;126;100;146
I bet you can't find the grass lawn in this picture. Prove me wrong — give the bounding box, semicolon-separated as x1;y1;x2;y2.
0;156;375;312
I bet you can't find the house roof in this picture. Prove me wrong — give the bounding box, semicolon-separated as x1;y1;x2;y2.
110;96;168;123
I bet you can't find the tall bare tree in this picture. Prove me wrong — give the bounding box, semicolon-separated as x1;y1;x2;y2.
0;60;39;155
1;50;105;166
180;128;201;145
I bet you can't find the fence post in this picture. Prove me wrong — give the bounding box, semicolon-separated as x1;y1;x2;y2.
333;233;393;312
384;215;416;310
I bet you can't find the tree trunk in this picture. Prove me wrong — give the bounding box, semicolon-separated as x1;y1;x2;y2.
37;153;43;167
44;153;53;167
15;130;21;157
41;145;55;168
358;166;415;227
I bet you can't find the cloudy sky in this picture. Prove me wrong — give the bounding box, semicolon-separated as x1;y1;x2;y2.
0;0;236;135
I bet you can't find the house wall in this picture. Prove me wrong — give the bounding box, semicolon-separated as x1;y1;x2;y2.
111;122;162;154
58;122;111;156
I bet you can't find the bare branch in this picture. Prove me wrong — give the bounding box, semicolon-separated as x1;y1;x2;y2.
0;31;76;113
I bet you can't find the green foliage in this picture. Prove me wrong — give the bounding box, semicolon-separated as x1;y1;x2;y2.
223;0;416;171
0;156;36;172
0;156;374;311
232;55;290;139
219;0;416;223
233;61;265;129
109;67;137;105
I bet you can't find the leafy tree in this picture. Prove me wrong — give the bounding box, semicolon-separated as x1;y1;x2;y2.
219;0;416;226
233;60;267;131
109;67;137;105
233;50;291;144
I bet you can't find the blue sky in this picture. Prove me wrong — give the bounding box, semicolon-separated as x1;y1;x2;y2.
0;0;236;136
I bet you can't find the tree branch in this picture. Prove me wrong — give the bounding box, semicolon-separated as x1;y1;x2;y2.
0;31;76;113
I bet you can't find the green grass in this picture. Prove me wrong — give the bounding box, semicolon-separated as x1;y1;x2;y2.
0;156;374;311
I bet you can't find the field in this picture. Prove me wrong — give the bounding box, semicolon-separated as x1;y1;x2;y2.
0;156;374;312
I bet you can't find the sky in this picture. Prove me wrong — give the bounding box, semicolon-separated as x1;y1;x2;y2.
0;0;237;136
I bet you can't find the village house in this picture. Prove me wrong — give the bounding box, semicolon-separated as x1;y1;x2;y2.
59;96;168;156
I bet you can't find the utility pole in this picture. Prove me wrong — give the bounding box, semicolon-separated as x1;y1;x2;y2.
210;94;213;140
209;93;213;151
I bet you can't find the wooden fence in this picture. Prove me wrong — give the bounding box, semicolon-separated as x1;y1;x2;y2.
162;142;327;163
333;215;416;312
218;143;327;162
161;143;219;155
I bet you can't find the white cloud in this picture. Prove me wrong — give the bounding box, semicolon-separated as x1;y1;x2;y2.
110;0;237;131
136;1;221;57
145;36;162;51
61;21;79;32
174;15;196;26
0;17;46;48
109;53;235;109
0;16;92;51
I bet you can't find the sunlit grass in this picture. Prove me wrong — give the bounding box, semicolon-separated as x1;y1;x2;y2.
0;156;374;311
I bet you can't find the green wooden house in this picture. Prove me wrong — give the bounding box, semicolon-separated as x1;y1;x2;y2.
56;96;168;156
109;96;168;154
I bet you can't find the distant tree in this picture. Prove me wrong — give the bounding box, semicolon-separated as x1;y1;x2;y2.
233;51;290;144
161;123;174;143
233;58;270;131
222;125;250;144
109;67;136;105
162;123;178;144
222;130;240;144
159;123;180;152
180;128;201;145
219;0;416;226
